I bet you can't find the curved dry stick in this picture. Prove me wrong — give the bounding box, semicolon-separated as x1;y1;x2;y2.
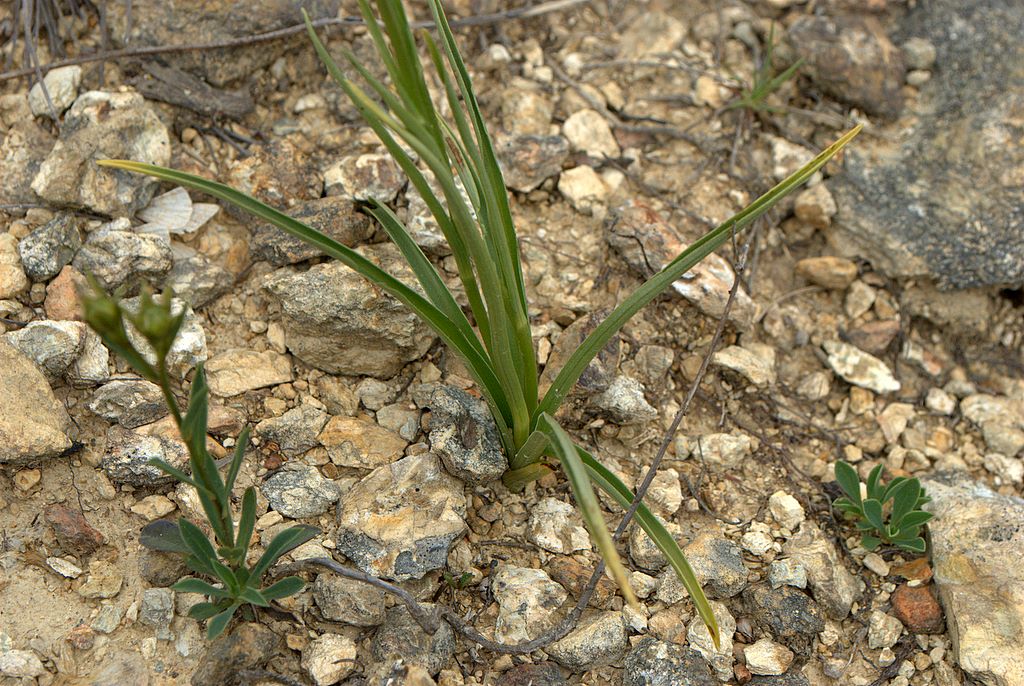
0;0;591;83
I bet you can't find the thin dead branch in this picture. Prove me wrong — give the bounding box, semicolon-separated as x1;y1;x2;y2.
0;0;592;83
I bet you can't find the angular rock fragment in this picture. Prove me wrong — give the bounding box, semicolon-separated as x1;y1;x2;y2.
262;244;436;377
0;340;73;465
335;453;466;581
32;91;171;216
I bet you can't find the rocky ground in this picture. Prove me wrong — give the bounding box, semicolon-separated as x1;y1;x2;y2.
1;0;1023;685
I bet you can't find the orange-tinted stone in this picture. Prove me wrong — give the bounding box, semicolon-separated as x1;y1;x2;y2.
891;583;944;633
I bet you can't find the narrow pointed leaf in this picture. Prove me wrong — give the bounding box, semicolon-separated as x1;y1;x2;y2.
147;458;198;490
261;576;306;601
239;587;270;607
210;558;240;594
223;426;251;496
362;201;482;357
833;461;862;504
172;578;231;599
178;518;218;562
539;415;638;610
139;519;191;554
188;602;226;621
181;365;212;483
249;525;319;582
538;126;861;418
205;603;239;640
233;487;258;567
577;446;719;648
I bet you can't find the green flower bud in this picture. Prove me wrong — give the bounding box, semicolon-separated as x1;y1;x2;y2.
130;287;184;360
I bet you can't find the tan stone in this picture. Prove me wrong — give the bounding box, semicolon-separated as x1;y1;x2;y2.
924;477;1024;686
205;349;292;396
796;256;859;290
318;415;407;469
44;265;86;321
0;339;73;465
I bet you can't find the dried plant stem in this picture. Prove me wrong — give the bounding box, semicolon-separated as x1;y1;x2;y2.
0;0;591;83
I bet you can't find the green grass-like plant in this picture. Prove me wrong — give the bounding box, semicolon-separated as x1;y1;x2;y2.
97;0;861;642
725;26;804;114
833;461;933;553
82;284;319;639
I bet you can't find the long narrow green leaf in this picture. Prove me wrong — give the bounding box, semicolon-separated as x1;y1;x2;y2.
239;587;270;607
96;160;514;435
188;601;227;621
326;43;493;346
363;201;479;352
304;7;533;444
181;364;212;486
249;525;320;582
148;458;199;490
223;426;250;497
426;0;538;416
577;446;720;648
427;0;528;315
233;487;258;567
261;576;306;601
178;518;218;565
210;558;240;594
540;415;638;610
205;603;239;639
173;578;231;599
538;125;862;419
194;482;233;548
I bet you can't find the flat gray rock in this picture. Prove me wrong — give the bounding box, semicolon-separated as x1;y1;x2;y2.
427;385;506;483
828;0;1024;288
17;214;84;282
261;464;339;519
262;244;437;378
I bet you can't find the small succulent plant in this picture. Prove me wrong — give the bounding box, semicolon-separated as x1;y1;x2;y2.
832;461;933;553
83;282;318;638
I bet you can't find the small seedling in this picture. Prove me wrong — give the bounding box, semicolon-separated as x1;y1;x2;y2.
725;25;804;114
82;282;318;639
832;461;933;553
443;571;474;590
97;0;861;644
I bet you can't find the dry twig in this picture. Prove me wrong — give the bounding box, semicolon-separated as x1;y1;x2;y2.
0;0;591;83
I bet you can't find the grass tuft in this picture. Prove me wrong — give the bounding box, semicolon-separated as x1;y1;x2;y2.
95;0;861;644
